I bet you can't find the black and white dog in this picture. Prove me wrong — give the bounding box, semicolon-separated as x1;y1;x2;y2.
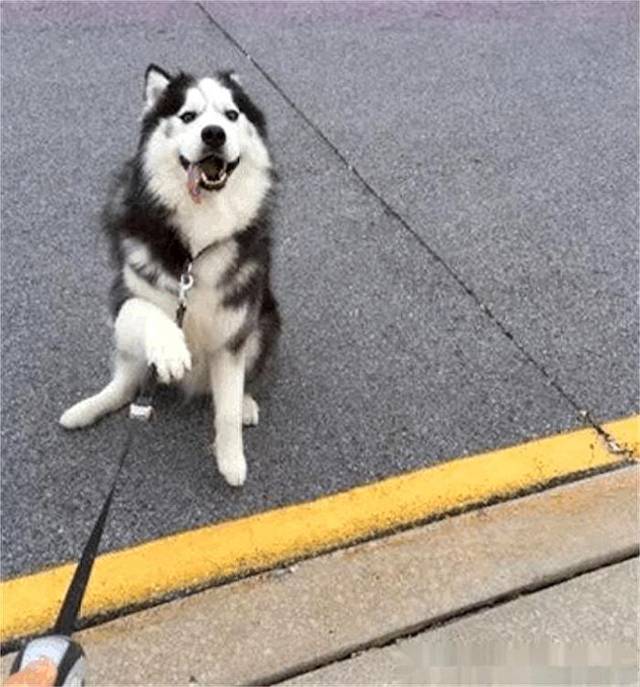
60;65;280;487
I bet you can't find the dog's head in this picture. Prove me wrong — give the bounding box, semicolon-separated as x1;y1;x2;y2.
140;65;268;204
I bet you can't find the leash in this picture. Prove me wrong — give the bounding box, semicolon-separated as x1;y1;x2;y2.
10;262;196;686
10;399;150;686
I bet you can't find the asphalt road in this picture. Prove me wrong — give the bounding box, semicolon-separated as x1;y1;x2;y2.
1;1;637;578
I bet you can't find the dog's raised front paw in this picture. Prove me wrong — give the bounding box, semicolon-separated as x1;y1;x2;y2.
215;444;247;487
146;327;192;384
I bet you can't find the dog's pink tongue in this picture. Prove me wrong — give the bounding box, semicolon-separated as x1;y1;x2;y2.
187;163;202;204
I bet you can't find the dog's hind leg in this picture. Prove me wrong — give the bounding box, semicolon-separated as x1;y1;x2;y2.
59;353;145;429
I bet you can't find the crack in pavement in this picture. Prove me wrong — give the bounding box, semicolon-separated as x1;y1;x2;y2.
586;411;637;460
195;2;626;443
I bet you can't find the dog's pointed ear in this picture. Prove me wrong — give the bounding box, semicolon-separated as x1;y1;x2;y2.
219;70;242;87
144;64;170;111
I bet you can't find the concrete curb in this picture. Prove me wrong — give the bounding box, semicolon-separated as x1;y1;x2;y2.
2;415;637;644
4;465;636;685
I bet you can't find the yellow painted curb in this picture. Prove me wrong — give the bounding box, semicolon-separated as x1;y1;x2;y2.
1;415;638;643
606;414;640;456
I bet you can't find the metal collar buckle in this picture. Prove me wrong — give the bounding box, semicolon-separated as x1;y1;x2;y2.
176;261;194;329
179;262;195;306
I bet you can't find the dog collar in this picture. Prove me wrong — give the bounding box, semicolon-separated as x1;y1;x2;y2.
127;235;228;299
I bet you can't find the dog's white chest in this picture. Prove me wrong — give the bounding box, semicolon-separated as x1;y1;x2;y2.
123;239;246;358
181;245;246;355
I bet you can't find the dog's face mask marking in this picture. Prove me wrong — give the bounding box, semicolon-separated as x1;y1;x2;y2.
143;66;249;202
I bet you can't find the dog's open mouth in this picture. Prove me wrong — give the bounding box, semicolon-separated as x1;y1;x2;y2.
180;154;239;203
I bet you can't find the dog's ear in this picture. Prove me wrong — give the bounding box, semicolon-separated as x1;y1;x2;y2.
144;64;171;111
218;70;267;138
219;70;242;87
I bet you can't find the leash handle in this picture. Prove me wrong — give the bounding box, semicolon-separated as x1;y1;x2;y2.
10;636;85;687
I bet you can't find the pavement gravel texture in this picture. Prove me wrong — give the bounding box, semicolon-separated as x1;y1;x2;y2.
1;2;636;577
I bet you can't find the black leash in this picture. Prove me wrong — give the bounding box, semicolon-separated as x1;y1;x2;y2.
53;365;157;636
53;426;132;636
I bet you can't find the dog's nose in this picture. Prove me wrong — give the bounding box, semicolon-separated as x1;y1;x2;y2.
201;125;226;149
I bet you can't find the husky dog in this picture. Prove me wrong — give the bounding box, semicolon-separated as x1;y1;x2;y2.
60;65;281;487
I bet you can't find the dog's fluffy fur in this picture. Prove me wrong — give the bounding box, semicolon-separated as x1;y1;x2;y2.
60;65;281;486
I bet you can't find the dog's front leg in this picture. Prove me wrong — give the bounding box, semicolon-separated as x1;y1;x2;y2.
60;298;191;429
210;346;247;487
114;298;192;385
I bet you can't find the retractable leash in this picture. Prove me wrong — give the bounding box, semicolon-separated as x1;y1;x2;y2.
10;263;195;686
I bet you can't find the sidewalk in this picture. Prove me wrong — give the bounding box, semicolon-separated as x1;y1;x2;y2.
288;559;638;686
3;466;636;685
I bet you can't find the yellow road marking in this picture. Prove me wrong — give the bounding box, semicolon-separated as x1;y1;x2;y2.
2;415;638;643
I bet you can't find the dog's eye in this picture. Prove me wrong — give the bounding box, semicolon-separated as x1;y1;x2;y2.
180;111;197;124
225;110;239;122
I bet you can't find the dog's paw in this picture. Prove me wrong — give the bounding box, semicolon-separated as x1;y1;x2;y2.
215;444;247;487
242;395;259;427
146;327;192;384
59;400;97;429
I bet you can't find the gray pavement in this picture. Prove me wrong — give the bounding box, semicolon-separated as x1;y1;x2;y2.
287;559;639;686
210;0;640;421
1;1;637;579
